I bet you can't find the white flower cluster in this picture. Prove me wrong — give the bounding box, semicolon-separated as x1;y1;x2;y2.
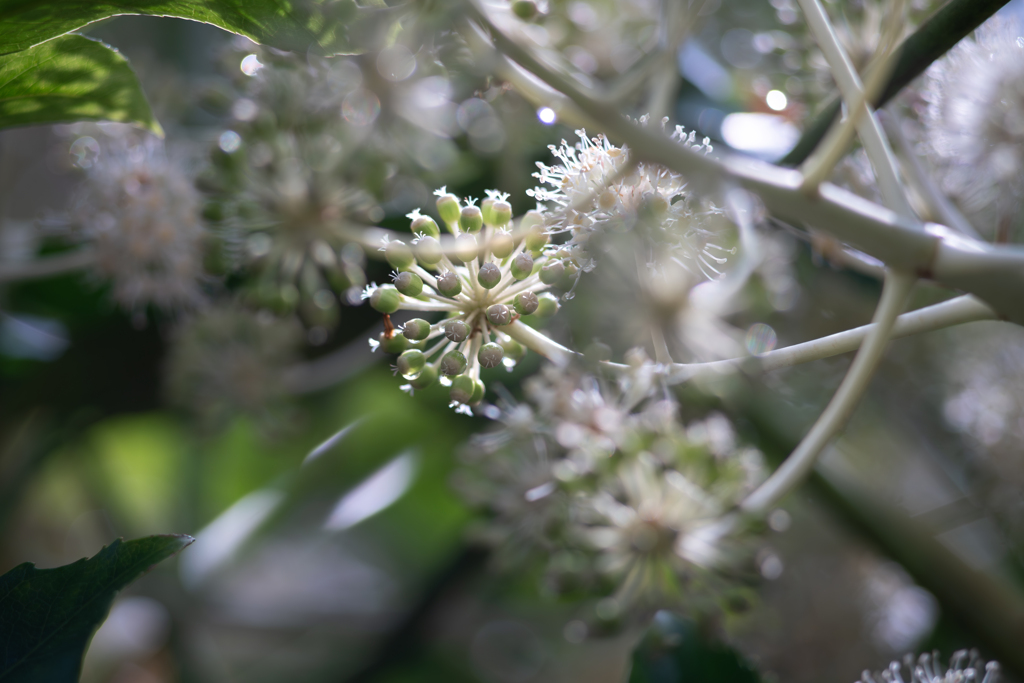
529;119;732;280
860;650;999;683
72;140;205;311
455;364;767;615
923;19;1024;240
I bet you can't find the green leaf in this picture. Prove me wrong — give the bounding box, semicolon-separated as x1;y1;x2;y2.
0;0;371;56
0;34;161;134
0;534;193;683
628;613;761;683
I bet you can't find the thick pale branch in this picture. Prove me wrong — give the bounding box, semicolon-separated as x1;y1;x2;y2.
465;4;1024;324
740;270;916;513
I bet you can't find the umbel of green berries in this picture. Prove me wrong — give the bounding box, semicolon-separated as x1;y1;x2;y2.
365;188;565;414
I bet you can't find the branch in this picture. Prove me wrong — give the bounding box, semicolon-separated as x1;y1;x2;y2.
464;4;1024;324
666;294;994;382
740;270;916;513
0;249;96;284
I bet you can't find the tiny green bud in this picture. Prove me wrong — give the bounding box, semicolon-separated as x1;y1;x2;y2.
491;231;515;259
450;375;475;404
385;240;415;270
481;197;496;226
478;262;502;289
460;205;483;233
414;235;443;267
440;350;468;376
370;285;401;313
557;260;579;290
491;201;512;227
539;259;565;285
444;319;470;342
454;233;478;263
521;209;545;231
470;379;485;404
378;331;408;354
487;303;513;326
500;336;526;362
402;318;431;341
513;291;539;315
534;293;559;317
394;271;423;297
437;193;461;227
584;340;612;363
478;342;504;369
436;271;462;297
396;349;426;377
510;252;534;280
512;0;538;20
410;364;438;389
525;227;549;253
411;214;440;239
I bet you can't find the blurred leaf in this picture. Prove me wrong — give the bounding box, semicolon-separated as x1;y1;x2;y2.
0;535;193;683
0;34;160;134
0;0;377;56
628;612;761;683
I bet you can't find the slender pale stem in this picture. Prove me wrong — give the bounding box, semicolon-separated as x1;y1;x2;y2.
0;249;97;284
504;320;573;366
740;270;916;513
797;0;914;220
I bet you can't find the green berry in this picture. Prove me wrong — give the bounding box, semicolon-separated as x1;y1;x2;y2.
378;332;407;354
491;231;515;259
557;260;580;290
471;380;485;404
534;293;559;317
385;240;415;270
444;319;470;342
511;252;533;280
454;233;478;263
512;0;538;20
500;336;526;362
440;350;468;376
481;198;496;226
437;193;461;227
584;341;612;362
460;205;483;233
450;375;476;404
414;235;443;267
539;259;564;285
478;262;502;289
410;364;438;389
402;318;431;341
487;303;512;326
491;201;512;227
521;209;545;231
396;349;426;377
395;271;423;297
436;271;462;297
513;291;539;315
478;342;504;369
370;286;401;313
411;214;440;239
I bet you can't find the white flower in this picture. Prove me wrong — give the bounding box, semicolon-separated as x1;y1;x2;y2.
529;120;730;279
923;18;1024;239
860;650;999;683
72;138;206;312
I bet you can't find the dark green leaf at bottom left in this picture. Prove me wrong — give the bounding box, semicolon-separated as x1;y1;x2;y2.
0;534;193;683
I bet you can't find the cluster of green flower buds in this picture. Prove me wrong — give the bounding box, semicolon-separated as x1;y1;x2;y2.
366;188;564;413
